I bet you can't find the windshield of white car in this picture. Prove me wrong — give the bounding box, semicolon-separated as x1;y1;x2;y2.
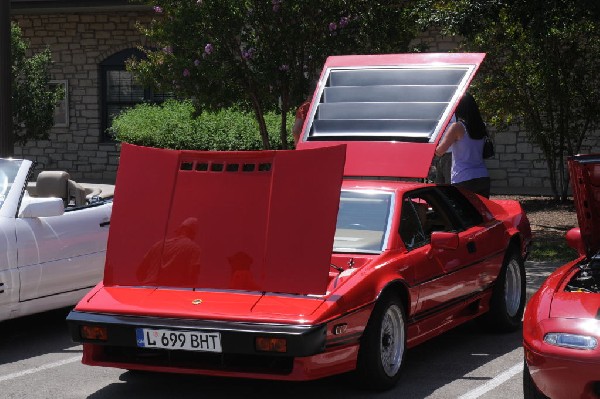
0;159;24;209
333;190;393;254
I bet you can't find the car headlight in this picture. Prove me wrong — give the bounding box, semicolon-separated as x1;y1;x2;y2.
544;333;598;350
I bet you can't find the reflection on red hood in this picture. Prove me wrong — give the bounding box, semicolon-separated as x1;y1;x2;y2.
568;154;600;256
104;144;345;295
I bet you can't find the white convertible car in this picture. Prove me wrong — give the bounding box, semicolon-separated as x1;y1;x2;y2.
0;158;113;321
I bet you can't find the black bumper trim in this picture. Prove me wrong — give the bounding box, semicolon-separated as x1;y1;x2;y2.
67;311;327;357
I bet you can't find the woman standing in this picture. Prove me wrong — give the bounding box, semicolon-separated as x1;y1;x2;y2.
435;92;490;197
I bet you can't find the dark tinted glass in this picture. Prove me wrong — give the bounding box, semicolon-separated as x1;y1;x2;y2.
308;66;471;142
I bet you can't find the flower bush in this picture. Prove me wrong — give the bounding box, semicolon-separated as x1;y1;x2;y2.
110;100;293;151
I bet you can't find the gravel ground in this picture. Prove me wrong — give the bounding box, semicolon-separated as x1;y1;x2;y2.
495;195;578;233
492;195;578;260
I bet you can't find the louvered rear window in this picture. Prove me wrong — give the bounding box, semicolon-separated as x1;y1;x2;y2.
306;66;474;143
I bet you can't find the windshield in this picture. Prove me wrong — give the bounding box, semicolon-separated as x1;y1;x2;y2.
333;190;393;253
0;159;24;209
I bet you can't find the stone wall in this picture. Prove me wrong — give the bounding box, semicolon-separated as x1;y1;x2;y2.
11;10;153;183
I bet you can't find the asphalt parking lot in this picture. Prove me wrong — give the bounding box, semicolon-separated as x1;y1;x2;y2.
0;260;561;399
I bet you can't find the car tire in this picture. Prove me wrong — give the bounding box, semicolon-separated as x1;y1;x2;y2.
485;247;526;332
356;293;406;391
523;360;549;399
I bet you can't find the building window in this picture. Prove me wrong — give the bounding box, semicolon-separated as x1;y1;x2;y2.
100;48;170;141
49;80;69;127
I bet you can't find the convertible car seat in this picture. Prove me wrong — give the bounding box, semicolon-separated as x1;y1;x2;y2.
35;171;87;207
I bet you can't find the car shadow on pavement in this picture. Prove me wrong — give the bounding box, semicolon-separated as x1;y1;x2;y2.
85;320;522;399
0;306;78;365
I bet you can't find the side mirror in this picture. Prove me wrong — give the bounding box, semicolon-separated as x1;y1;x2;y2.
19;197;65;218
430;231;459;250
565;227;586;257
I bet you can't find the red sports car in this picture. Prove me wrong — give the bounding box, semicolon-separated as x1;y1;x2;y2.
67;53;532;390
523;154;600;399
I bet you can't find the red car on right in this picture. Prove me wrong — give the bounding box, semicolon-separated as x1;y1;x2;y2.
523;154;600;399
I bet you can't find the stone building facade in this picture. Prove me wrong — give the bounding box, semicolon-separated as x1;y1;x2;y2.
10;3;600;195
11;3;153;183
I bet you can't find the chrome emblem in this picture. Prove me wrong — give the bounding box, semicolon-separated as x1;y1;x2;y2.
192;299;203;305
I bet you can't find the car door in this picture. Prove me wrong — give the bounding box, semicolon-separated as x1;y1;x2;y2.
400;188;494;315
0;220;19;320
16;202;111;301
435;186;506;290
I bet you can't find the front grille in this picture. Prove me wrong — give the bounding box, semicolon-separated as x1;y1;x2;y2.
97;345;294;375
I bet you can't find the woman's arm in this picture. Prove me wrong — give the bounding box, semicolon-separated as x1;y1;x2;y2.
435;122;465;157
292;117;304;145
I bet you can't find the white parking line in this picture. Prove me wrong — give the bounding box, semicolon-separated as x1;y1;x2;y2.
457;362;523;399
0;356;80;383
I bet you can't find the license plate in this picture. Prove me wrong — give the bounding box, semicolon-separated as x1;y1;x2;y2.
136;328;222;353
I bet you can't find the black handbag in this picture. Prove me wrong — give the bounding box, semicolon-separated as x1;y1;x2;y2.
483;135;495;159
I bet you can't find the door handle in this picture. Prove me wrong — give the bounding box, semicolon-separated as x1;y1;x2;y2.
100;221;110;227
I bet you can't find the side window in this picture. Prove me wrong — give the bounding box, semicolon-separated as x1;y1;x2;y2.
438;186;483;229
400;190;456;250
400;198;428;250
100;48;172;141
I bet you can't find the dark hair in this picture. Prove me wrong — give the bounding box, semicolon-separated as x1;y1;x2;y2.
455;92;487;140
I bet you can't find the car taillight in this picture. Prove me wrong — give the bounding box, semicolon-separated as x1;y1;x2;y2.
255;337;287;353
80;325;108;341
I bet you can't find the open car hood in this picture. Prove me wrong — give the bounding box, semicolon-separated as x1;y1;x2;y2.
296;53;486;179
104;144;345;295
568;154;600;256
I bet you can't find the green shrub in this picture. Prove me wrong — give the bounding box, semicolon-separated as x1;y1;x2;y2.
109;100;294;150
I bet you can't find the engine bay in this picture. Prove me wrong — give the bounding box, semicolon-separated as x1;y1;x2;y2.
566;254;600;293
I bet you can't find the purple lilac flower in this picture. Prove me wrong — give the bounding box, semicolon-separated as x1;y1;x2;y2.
194;59;201;66
183;68;190;77
196;0;202;4
279;64;289;72
339;16;349;28
242;48;255;60
272;0;281;12
162;46;173;54
153;6;163;13
204;43;213;55
328;22;337;32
